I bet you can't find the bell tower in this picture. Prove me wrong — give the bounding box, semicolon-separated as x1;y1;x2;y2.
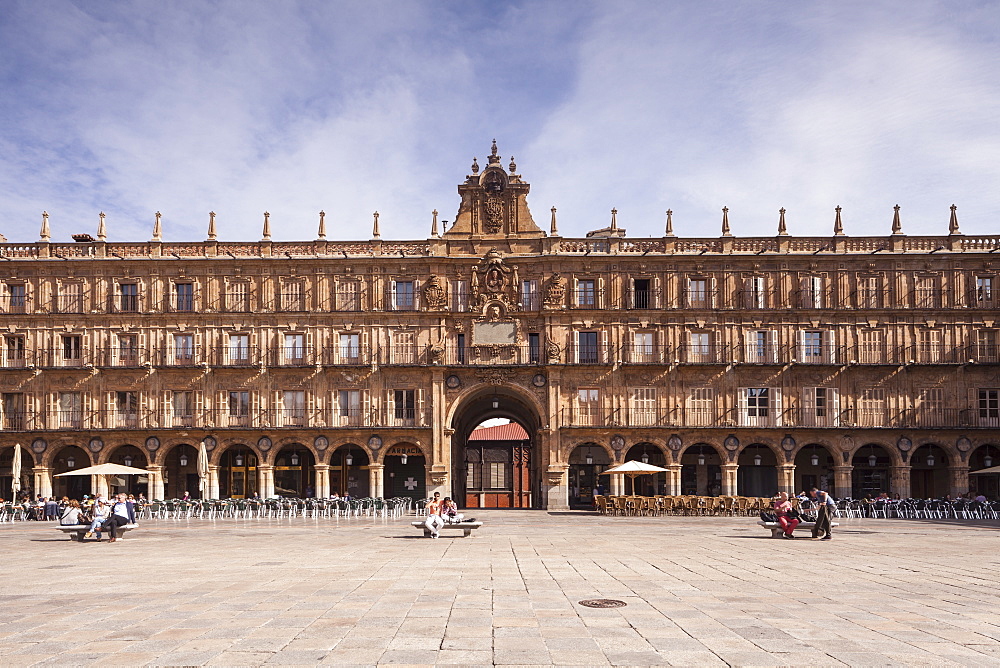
443;140;545;239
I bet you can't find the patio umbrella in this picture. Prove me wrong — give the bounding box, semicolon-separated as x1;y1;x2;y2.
601;460;670;495
198;440;209;494
55;463;149;497
969;466;1000;475
11;443;22;500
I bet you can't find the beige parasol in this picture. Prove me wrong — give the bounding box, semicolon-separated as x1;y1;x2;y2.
11;442;22;499
198;440;209;494
969;466;1000;475
601;460;670;495
55;463;150;496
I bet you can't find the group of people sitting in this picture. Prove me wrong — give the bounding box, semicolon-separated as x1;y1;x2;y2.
58;493;137;542
422;492;474;538
771;488;836;540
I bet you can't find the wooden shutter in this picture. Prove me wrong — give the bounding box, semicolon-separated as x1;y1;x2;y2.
738;388;749;427
830;389;840;427
417;388;425;427
825;329;837;364
772;388;783;427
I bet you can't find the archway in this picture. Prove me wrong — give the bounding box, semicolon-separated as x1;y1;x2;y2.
218;445;259;499
1;445;34;501
384;443;426;501
737;444;778;497
681;444;723;496
273;444;315;497
911;444;949;499
331;445;368;498
970;443;1000;499
163;444;199;499
450;386;541;509
624;443;666;496
794;444;836;495
852;444;891;498
106;445;147;497
568;443;610;508
52;445;91;500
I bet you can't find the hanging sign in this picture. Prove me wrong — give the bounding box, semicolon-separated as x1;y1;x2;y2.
386;444;423;457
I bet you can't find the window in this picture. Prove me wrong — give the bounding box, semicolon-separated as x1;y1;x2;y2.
282;390;306;425
745;330;775;363
857;275;880;309
393;280;415;310
227;281;250;312
175;282;194;312
528;333;540;364
976;330;998;363
456;333;466;364
521;279;538;310
452;279;469;312
117;334;139;366
631;387;657;425
802;276;824;308
62;335;82;365
803;387;839;427
577;331;599;363
745;276;766;309
393;389;416;425
976;276;994;306
119;283;139;312
747;388;769;417
857;388;886;427
741;387;780;426
115;391;138;428
173;334;195;364
576;278;596;307
283;333;306;364
800;331;824;362
2;393;24;430
6;284;26;313
336;280;360;311
688;388;714;426
280;281;305;311
339;333;359;363
228;391;250;425
916;329;941;363
228;334;250;363
631;278;651;309
393;331;415;364
3;335;25;367
577;388;600;426
172;391;194;427
59;392;82;428
632;331;655;363
916;388;945;426
488;462;507;489
60;282;83;313
688;331;712;362
914;276;937;308
337;390;361;425
979;389;999;427
858;329;884;364
687;278;709;308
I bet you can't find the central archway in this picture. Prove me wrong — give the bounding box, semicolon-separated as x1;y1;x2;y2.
450;385;542;509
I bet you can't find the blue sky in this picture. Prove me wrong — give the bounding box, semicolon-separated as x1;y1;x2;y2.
1;1;998;242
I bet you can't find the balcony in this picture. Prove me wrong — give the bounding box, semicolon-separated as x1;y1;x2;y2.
110;294;142;313
221;292;253;313
571;288;604;309
0;295;29;314
675;343;733;365
911;289;943;309
0;349;31;369
2;411;37;431
272;346;315;366
851;289;891;310
321;346;372;365
386;408;420;428
739;344;781;364
162;346;203;366
621;344;668;364
273;408;308;428
39;348;89;368
328;408;367;427
793;345;844;365
562;407;609;427
683;291;718;309
904;344;964;365
384;345;425;365
277;292;308;312
848;344;902;365
968;344;999;364
97;347;149;367
211;346;260;367
55;295;85;314
794;289;832;309
785;408;841;428
565;343;615;365
446;346;536;366
624;288;661;310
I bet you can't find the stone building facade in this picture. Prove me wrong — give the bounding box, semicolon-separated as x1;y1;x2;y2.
1;142;999;508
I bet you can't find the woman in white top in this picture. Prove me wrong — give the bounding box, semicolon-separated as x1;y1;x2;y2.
59;499;83;526
85;498;109;538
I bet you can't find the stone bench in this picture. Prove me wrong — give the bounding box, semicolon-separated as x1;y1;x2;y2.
411;520;483;537
55;524;139;541
757;520;839;538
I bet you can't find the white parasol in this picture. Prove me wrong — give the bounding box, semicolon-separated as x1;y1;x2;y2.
11;443;22;499
198;440;209;493
601;460;670;495
55;463;150;495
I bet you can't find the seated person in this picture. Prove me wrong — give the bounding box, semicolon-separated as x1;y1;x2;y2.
85;498;110;539
59;499;83;526
442;497;464;523
101;493;137;543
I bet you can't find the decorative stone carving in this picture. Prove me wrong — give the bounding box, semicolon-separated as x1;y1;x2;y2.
545;339;562;363
469;249;519;310
477;368;513;386
422;275;447;310
543;272;566;308
428;341;445;364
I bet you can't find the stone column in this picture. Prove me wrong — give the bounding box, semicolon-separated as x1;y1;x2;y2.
94;475;109;499
948;465;970;498
721;463;739;496
368;463;384;499
208;465;220;500
258;465;275;498
889;465;910;499
313;464;329;498
146;465;164;501
610;475;623;496
545;464;569;510
666;464;682;496
778;464;796;496
34;466;53;499
832;465;853;499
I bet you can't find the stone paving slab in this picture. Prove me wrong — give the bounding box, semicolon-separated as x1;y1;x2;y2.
3;511;1000;666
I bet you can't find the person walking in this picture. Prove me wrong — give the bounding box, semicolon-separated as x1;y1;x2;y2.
811;487;836;540
772;491;799;539
423;492;444;538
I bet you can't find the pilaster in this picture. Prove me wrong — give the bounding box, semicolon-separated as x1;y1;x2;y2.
207;465;219;500
34;466;52;498
948;465;969;498
314;463;330;498
258;465;275;498
778;464;795;496
667;463;682;496
889;465;910;499
832;465;853;499
146;465;164;501
721;463;739;496
368;463;384;499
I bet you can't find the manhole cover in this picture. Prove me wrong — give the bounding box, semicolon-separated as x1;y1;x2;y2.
578;599;626;608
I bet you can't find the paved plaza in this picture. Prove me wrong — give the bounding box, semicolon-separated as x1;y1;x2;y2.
2;511;1000;667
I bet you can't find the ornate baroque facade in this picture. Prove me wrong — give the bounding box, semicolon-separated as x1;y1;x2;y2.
2;142;999;508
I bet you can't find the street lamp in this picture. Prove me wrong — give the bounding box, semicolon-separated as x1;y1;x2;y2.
698;454;706;466
985;455;993;468
810;454;820;467
641;452;649;464
67;456;75;468
868;454;877;467
123;455;133;467
492;396;499;409
585;454;593;465
235;454;244;467
346;453;353;466
179;454;188;467
290;454;300;466
753;454;762;466
927;453;935;466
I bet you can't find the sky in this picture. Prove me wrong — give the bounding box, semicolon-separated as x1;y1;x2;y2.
1;1;998;243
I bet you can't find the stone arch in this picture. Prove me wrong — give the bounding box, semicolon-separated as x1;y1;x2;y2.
736;443;780;497
848;440;903;467
212;438;262;466
736;440;782;462
678;440;726;461
272;441;316;498
377;439;431;465
1;444;35;499
564;439;615;464
50;445;92;499
273;436;320;462
794;443;838;496
330;443;369;497
911;443;950;499
382;440;428;501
